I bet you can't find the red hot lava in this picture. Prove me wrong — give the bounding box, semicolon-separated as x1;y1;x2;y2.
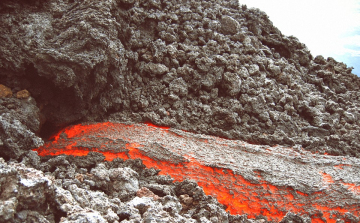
34;122;360;222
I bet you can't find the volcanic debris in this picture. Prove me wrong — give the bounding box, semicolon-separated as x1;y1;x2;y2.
0;0;360;222
0;152;271;223
1;0;359;157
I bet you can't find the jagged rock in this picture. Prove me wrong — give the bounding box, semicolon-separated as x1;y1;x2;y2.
2;0;358;157
0;158;52;222
90;164;140;199
169;77;188;97
144;63;169;77
0;91;43;159
61;211;107;223
222;72;242;96
0;112;43;159
136;187;160;201
221;15;241;35
3;152;248;223
0;0;360;222
3;141;359;223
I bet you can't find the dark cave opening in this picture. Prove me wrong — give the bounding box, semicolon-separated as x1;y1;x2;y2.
38;118;86;142
38;120;63;141
20;63;87;142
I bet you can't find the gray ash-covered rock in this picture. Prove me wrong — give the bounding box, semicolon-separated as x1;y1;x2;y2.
0;90;43;159
0;156;52;222
1;0;360;157
3;152;292;223
3;148;359;222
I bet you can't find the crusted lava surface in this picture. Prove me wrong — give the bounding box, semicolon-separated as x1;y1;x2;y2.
34;122;360;222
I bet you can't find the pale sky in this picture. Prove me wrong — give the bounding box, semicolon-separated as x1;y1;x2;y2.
239;0;360;76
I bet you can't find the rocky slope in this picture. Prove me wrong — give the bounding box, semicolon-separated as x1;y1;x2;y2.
1;0;360;158
1;0;360;222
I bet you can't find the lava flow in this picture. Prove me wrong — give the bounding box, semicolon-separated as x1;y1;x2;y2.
34;122;360;222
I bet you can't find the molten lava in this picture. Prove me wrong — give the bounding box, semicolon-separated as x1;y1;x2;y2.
34;122;360;222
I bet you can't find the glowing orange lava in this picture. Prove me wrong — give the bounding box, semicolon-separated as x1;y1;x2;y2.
34;122;360;222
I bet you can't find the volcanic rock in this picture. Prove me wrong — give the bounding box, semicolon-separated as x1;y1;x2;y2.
34;122;360;222
1;0;359;157
1;153;247;223
0;93;43;159
0;158;52;222
0;0;360;222
221;15;241;35
136;187;160;201
0;113;43;160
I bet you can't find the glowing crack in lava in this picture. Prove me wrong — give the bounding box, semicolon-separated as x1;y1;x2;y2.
34;122;360;222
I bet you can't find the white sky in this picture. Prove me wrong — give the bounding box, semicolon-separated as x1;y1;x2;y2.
239;0;360;75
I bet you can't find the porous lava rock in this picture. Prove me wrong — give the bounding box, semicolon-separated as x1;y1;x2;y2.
3;149;357;223
1;0;359;157
1;0;360;222
1;153;257;223
0;87;43;159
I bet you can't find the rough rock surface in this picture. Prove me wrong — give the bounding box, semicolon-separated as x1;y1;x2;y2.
34;122;360;222
0;93;43;159
1;0;360;222
1;153;272;223
1;0;359;158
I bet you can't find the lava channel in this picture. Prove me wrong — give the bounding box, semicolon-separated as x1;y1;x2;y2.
34;122;360;222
